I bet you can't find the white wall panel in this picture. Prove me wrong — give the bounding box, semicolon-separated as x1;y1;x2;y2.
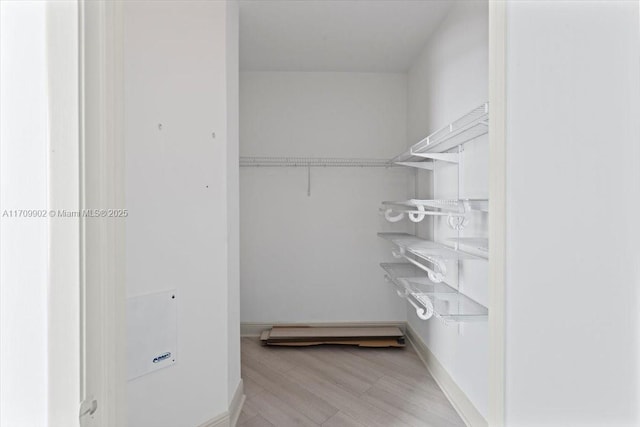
240;72;412;323
124;2;238;426
504;2;640;425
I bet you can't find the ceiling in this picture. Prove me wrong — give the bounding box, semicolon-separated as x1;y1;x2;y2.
239;0;454;72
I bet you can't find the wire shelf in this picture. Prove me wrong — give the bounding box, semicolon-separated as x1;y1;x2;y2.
380;263;488;322
240;156;394;168
380;199;488;226
378;232;484;262
383;199;488;213
393;103;489;164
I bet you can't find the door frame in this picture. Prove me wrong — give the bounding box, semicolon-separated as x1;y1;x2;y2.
79;0;126;425
42;0;126;424
46;1;81;425
488;1;507;426
75;2;509;426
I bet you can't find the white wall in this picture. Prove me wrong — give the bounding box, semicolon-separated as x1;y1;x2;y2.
240;71;411;323
124;2;239;426
406;1;489;420
504;2;640;426
0;2;49;426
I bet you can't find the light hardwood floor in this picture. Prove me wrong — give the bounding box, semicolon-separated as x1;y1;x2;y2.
238;337;465;427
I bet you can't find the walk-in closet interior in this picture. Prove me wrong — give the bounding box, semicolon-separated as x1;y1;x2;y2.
123;1;491;426
238;1;489;425
118;0;640;425
6;1;640;426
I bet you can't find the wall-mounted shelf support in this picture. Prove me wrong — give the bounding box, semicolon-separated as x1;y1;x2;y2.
394;161;435;170
410;153;459;163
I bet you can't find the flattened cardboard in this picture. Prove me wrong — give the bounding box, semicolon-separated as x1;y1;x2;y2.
267;326;403;339
259;326;406;348
265;339;405;348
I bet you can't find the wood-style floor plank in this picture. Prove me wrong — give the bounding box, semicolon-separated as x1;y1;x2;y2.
237;398;260;425
362;383;464;427
322;411;366;427
268;346;376;395
244;377;267;398
248;390;320;427
375;375;459;414
239;414;275;427
285;367;411;427
240;337;465;427
242;355;339;424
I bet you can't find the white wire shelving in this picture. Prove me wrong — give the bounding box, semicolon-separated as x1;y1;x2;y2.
378;232;483;261
392;103;489;169
380;199;488;228
240;156;396;196
380;263;488;323
240;156;394;168
378;232;484;284
383;199;488;212
378;103;490;324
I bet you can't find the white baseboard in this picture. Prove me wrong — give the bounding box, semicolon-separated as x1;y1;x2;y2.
405;323;487;427
240;321;406;337
197;380;245;427
229;379;245;427
197;412;228;427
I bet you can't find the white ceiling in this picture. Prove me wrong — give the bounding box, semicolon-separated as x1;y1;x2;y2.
239;1;454;72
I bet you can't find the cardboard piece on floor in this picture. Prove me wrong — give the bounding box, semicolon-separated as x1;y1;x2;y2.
265;339;405;348
260;326;405;348
267;326;403;339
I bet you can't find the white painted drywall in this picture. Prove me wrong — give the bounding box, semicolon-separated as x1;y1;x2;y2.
240;72;411;323
406;1;489;420
504;2;640;426
124;2;239;426
239;0;452;72
0;2;49;426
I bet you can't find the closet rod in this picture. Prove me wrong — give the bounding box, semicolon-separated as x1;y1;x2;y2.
239;156;395;168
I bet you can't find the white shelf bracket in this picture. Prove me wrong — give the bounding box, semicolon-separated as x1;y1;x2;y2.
447;213;469;230
410;153;459;163
395;161;435;170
